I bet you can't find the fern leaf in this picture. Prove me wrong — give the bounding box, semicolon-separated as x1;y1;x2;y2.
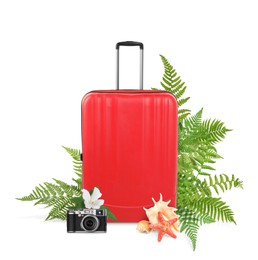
188;197;236;224
72;178;82;187
52;179;81;197
16;179;80;220
17;184;50;201
62;146;81;161
177;97;190;107
199;119;231;144
185;224;199;251
195;180;212;197
16;193;38;201
201;164;215;171
160;82;170;91
178;109;191;121
179;208;215;226
178;207;216;250
159;55;190;109
201;174;243;195
184;109;203;131
175;86;187;99
63;146;82;188
46;197;74;221
44;182;63;196
180;211;200;251
178;113;190;121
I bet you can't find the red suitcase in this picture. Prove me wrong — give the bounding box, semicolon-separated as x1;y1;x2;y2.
81;42;177;222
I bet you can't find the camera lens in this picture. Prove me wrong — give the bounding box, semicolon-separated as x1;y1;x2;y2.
86;219;94;227
81;215;100;232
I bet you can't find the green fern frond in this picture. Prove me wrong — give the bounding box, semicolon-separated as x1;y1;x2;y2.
16;179;81;220
46;196;74;221
63;146;82;188
17;183;56;202
17;147;118;222
179;207;215;250
184;109;203;131
158;55;190;112
184;224;199;251
178;145;220;178
180;221;199;251
72;178;82;187
188;197;236;224
179;208;215;226
73;161;82;177
178;109;228;181
52;179;81;196
177;97;190;107
16;193;38;202
156;56;240;250
199;119;231;144
178;109;191;121
177;171;200;205
17;147;83;221
62;146;81;161
179;196;236;250
201;174;243;195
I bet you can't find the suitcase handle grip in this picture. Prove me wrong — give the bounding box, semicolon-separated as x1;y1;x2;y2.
116;41;144;49
116;41;144;90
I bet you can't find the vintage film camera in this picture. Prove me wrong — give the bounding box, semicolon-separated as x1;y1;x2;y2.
67;208;107;233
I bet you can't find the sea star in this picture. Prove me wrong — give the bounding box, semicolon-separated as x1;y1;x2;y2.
149;211;178;242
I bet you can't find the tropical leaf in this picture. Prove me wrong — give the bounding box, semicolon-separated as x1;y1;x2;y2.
157;55;190;117
17;147;117;221
180;221;199;251
46;196;74;221
63;146;82;188
184;108;203;131
200;174;243;195
188;197;236;224
178;109;191;121
199;119;231;144
62;146;81;161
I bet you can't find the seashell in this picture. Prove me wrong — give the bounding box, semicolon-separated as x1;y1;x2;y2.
136;220;151;233
144;193;180;233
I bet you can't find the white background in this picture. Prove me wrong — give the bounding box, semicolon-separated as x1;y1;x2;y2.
0;0;257;259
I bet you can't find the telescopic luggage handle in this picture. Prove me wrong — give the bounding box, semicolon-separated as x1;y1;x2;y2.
116;41;144;90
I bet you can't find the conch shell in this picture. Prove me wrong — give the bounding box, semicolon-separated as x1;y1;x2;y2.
136;220;151;233
144;193;179;232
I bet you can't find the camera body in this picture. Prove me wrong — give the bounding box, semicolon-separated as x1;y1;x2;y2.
67;208;107;233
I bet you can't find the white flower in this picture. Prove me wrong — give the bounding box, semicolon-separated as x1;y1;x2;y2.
82;187;104;209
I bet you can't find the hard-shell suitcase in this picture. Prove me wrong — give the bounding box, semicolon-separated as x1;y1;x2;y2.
81;41;177;222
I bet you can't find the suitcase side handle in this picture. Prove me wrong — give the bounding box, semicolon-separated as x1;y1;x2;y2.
116;41;144;90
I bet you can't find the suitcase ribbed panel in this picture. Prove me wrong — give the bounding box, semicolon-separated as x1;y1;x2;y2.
81;90;177;222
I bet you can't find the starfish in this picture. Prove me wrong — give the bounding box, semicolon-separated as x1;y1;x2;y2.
149;211;178;242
